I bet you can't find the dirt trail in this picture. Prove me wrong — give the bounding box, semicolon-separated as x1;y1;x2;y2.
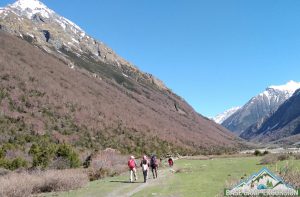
106;167;173;197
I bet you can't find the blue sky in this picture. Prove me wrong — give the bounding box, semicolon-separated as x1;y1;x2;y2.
2;0;300;117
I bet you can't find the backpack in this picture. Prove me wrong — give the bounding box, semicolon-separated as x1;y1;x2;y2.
142;159;147;165
128;159;135;169
150;156;157;167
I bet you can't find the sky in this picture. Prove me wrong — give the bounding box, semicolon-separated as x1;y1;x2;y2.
1;0;300;118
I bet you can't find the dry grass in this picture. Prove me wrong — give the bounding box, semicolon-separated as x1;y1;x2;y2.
282;170;300;189
0;169;88;197
216;177;242;197
260;153;291;165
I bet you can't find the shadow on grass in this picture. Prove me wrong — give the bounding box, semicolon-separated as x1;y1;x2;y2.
110;180;143;184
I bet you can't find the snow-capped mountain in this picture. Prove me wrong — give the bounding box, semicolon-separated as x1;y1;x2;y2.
0;0;167;90
221;81;300;135
213;107;240;124
240;89;300;143
0;0;119;64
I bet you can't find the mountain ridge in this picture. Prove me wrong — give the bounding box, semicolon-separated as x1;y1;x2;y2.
240;89;300;143
0;0;244;158
220;81;300;135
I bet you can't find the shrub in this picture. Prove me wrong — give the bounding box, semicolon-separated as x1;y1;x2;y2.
10;157;27;170
0;148;4;158
56;144;80;168
262;150;269;155
254;150;262;156
29;142;80;169
29;142;56;169
293;153;300;160
0;157;27;170
277;154;290;161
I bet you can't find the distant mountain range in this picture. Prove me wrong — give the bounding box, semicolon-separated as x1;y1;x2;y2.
241;89;300;144
0;0;244;159
215;81;300;145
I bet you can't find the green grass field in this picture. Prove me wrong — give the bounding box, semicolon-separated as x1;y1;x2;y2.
45;156;300;197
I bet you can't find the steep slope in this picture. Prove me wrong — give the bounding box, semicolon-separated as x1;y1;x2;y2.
221;81;300;135
0;0;244;156
213;107;240;124
0;0;166;90
240;89;300;143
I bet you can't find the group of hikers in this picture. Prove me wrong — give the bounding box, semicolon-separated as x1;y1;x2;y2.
128;155;174;183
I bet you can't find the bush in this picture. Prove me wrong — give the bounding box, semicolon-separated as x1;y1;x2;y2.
278;154;290;161
10;157;27;170
29;142;56;169
29;142;80;169
0;157;27;170
294;154;300;160
254;150;262;156
56;144;81;168
262;150;269;155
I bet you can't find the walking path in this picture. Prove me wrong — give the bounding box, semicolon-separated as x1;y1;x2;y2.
106;167;172;197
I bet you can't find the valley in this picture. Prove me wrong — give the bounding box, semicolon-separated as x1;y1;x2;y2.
1;0;300;197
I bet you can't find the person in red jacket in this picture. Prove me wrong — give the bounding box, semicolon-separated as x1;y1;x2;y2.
168;157;174;167
128;155;137;182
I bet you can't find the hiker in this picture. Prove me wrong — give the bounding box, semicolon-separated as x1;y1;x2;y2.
128;155;137;182
140;155;150;183
150;155;158;179
168;157;174;167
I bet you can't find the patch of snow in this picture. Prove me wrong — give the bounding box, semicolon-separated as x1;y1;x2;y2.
10;0;54;18
213;106;241;124
67;42;75;47
12;0;47;11
71;37;79;44
56;19;66;30
42;46;51;53
122;73;129;78
73;52;81;57
26;33;34;37
269;80;300;94
63;17;84;33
